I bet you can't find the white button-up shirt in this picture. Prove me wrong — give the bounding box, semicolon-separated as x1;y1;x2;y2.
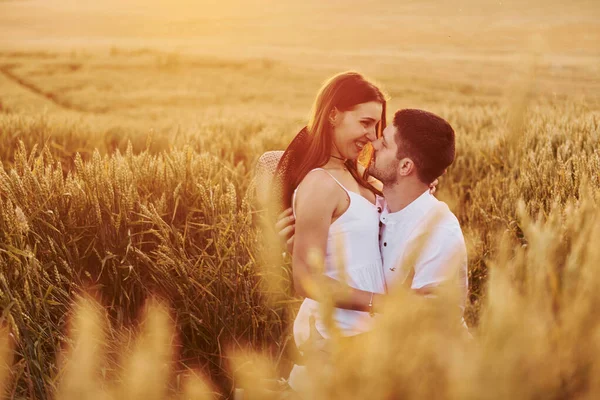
377;190;468;313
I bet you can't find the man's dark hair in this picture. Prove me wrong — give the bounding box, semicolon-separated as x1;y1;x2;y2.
393;109;455;184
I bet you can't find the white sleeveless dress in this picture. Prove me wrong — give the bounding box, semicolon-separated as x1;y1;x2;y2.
288;168;386;390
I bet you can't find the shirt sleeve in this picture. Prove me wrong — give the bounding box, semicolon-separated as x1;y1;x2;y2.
407;224;468;292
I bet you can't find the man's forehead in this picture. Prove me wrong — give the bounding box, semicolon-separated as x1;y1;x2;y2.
383;125;397;141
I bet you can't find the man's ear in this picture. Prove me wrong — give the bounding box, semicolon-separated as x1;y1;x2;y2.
399;158;415;177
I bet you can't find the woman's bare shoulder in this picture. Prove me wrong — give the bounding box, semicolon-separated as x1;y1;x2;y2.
296;169;341;199
294;170;345;220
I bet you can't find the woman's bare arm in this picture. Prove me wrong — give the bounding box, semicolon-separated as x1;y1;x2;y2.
292;170;379;312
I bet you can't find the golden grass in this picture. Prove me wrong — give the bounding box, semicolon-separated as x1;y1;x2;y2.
1;1;599;397
0;92;598;397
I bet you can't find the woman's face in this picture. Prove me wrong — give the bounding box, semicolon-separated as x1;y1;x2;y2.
331;101;382;160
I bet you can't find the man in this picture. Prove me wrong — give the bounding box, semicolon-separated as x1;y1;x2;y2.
367;108;468;312
277;108;468;317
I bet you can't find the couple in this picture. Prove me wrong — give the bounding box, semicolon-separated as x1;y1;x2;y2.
263;72;468;392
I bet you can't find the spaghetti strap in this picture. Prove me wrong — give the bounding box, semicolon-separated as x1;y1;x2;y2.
291;168;350;218
307;168;350;195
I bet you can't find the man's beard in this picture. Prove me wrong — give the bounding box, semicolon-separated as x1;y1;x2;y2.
368;158;398;186
367;161;382;181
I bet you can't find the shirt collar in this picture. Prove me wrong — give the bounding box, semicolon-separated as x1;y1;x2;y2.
381;189;437;225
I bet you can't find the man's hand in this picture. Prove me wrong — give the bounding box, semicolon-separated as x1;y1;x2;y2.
276;207;295;255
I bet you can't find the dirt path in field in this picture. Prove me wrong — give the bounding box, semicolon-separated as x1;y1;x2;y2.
0;64;97;113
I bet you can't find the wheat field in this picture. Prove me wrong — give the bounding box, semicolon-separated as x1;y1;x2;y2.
0;0;599;398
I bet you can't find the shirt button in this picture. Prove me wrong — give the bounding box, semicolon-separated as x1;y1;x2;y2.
377;207;382;213
384;242;387;247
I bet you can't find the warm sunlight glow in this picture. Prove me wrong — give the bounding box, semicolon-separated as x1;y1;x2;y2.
1;0;599;398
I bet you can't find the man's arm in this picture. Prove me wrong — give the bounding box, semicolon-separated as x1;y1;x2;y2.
276;207;295;254
404;224;468;303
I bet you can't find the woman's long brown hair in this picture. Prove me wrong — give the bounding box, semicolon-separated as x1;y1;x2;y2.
273;72;387;212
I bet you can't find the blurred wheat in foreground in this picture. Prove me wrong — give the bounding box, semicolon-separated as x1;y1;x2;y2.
2;185;600;400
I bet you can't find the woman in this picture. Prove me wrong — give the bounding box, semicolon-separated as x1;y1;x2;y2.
271;72;389;390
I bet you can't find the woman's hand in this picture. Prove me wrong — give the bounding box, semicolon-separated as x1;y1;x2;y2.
429;178;439;195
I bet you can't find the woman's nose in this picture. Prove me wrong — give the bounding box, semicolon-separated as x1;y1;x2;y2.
365;128;378;142
371;138;383;150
